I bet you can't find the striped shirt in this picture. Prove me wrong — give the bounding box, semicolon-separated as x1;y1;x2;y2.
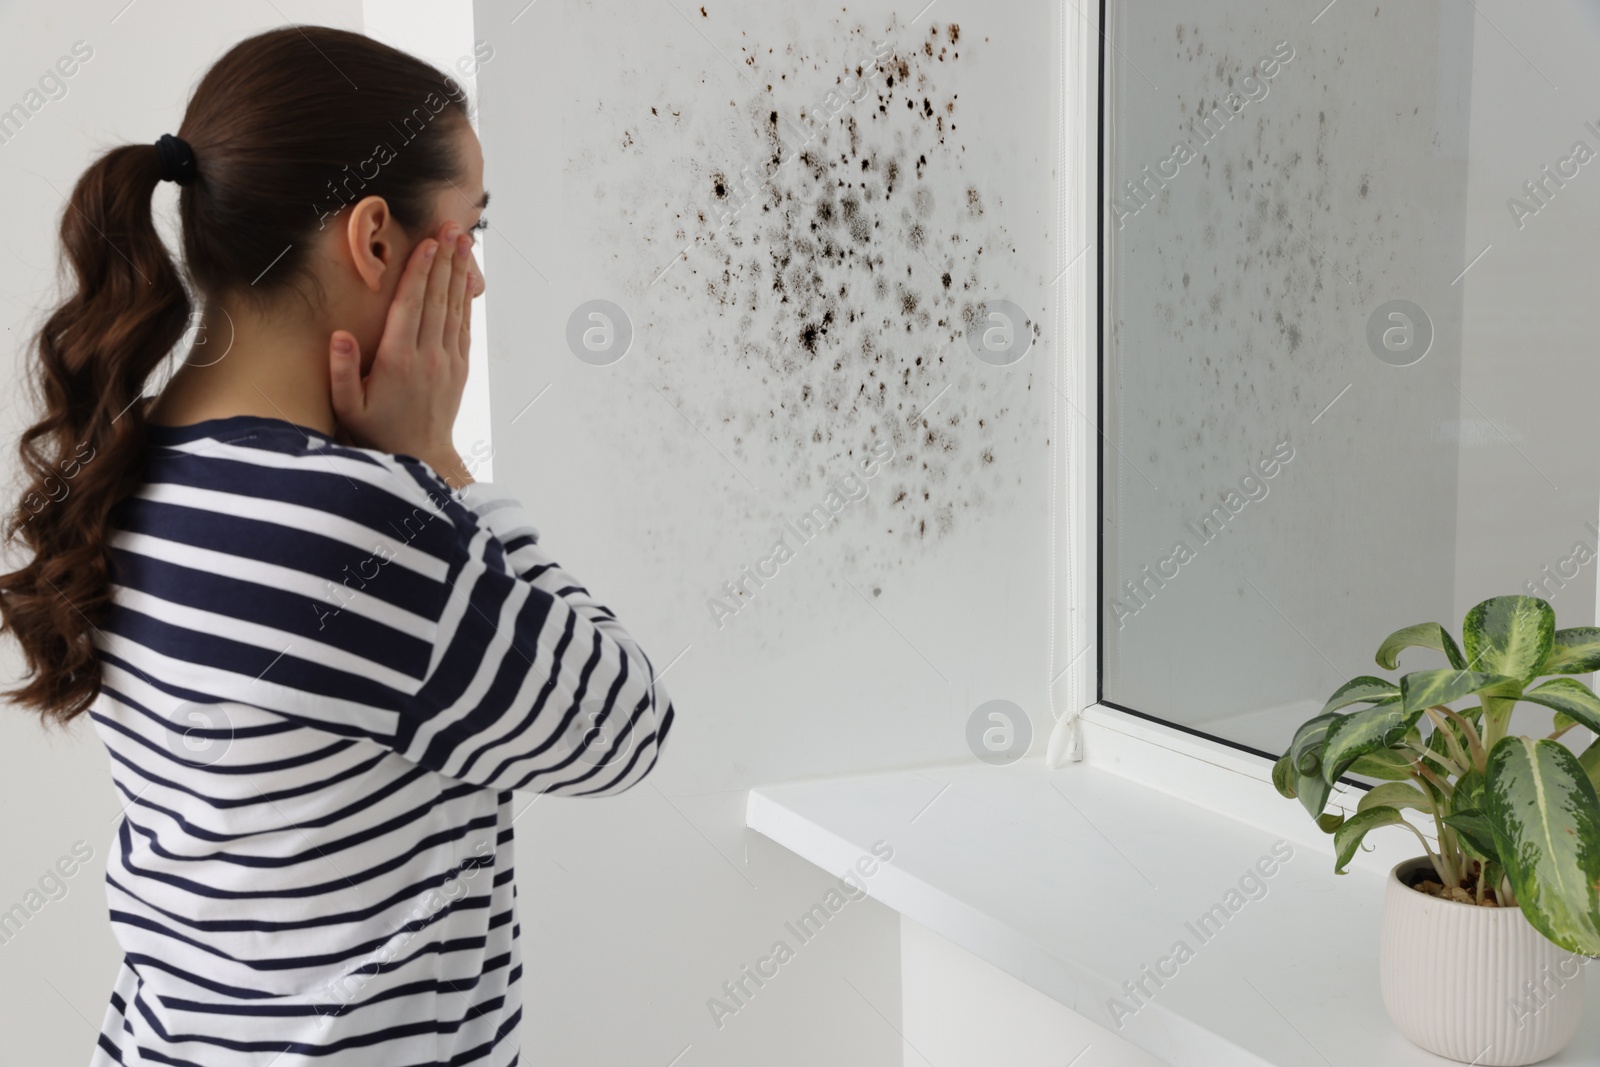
86;415;675;1066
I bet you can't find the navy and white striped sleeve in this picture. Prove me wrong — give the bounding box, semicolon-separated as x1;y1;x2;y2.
389;478;676;796
456;482;644;650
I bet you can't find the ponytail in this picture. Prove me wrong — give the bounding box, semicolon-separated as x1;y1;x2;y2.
0;26;469;725
0;142;189;724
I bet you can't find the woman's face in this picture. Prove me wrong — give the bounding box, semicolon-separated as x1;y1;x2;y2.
428;121;489;301
324;118;491;376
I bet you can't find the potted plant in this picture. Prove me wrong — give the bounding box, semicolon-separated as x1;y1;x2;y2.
1273;595;1600;1066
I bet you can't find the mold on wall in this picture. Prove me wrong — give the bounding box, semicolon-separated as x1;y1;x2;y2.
553;5;1049;636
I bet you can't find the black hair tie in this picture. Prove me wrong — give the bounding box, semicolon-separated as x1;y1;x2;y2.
154;133;196;186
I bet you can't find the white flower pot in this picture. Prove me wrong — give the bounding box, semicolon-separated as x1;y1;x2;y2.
1380;857;1586;1065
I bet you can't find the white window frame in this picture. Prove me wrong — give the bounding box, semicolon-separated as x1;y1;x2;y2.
1050;0;1379;863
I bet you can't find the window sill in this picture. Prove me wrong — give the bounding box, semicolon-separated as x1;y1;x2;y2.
745;708;1600;1066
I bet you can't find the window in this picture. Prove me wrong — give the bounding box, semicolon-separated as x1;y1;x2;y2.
1097;0;1600;759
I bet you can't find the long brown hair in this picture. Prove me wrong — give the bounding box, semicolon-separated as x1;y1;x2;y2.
0;27;470;725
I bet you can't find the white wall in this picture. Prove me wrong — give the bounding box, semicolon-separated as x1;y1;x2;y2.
470;0;1062;1062
1453;0;1600;636
902;916;1167;1067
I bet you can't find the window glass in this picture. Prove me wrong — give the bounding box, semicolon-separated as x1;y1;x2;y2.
1102;0;1600;755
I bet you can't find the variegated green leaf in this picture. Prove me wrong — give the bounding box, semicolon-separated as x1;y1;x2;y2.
1348;746;1417;781
1319;676;1402;717
1271;755;1297;800
1581;739;1600;798
1455;767;1487;812
1316;811;1345;833
1400;669;1514;716
1485;737;1600;955
1519;678;1600;736
1358;781;1431;815
1463;596;1555;684
1287;713;1340;818
1333;806;1406;874
1321;697;1414;785
1543;627;1600;676
1443;808;1499;863
1376;622;1466;671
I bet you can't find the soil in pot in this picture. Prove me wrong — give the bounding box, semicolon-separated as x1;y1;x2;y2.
1401;859;1507;907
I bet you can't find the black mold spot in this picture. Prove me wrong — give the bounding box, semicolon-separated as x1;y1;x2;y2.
799;322;821;353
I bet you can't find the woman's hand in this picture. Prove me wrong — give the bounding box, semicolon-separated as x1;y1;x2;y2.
328;221;475;476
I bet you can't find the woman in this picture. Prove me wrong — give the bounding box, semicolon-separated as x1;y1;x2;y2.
0;27;674;1065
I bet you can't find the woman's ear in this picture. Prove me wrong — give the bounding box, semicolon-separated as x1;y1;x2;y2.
344;195;399;293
